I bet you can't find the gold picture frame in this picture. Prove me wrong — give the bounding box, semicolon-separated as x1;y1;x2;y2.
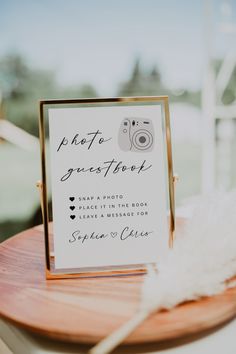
38;96;176;279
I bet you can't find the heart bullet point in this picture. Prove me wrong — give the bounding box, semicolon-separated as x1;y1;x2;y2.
70;215;76;220
110;232;118;238
69;197;75;202
70;206;75;211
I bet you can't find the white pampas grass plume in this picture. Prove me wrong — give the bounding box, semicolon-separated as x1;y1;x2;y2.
89;191;236;354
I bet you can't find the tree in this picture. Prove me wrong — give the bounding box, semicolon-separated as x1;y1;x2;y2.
0;54;98;136
0;54;30;99
118;58;165;96
117;57;201;106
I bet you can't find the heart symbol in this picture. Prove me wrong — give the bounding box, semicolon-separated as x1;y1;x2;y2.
70;215;76;220
69;197;75;202
70;206;75;211
110;232;118;238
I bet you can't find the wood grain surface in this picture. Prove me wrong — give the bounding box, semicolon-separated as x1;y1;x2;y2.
0;220;236;344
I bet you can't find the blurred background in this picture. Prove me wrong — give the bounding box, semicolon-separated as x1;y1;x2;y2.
0;0;236;241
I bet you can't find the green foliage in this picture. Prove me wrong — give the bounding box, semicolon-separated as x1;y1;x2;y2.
117;58;201;106
0;54;29;98
118;58;165;97
0;54;98;136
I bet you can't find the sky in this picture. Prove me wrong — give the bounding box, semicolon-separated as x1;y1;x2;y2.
0;0;235;94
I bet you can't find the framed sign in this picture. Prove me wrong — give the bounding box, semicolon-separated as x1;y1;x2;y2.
38;96;175;279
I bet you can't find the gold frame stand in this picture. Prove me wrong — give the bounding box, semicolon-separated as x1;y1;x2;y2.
37;96;177;279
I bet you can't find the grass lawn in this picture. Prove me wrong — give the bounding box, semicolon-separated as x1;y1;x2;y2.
0;142;41;240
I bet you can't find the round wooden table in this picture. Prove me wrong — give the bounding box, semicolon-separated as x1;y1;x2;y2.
0;221;236;346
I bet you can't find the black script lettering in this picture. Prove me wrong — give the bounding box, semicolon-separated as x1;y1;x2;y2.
120;226;153;240
57;130;112;152
57;137;68;152
60;159;152;181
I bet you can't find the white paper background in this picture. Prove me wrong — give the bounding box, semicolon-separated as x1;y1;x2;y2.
48;104;169;269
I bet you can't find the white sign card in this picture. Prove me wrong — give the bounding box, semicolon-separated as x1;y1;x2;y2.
40;98;174;276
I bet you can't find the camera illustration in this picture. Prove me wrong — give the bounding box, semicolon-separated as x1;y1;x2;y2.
118;118;154;152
